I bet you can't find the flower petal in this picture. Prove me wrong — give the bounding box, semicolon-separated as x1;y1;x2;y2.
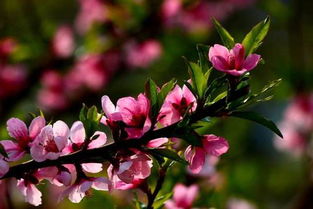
29;116;46;139
7;118;28;141
70;121;86;144
208;44;229;62
242;54;261;71
82;163;103;173
203;134;229;156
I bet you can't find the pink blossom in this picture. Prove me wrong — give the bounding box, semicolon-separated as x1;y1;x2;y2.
38;88;69;111
0;38;16;59
107;166;143;190
30;120;69;162
38;70;69;111
63;121;107;173
117;93;151;138
75;0;107;34
0;64;27;98
187;156;219;177
108;153;153;188
159;85;197;126
17;179;42;206
5;116;45;161
36;166;74;187
208;43;261;76
61;177;111;203
227;198;256;209
161;0;182;19
101;95;122;123
146;137;169;148
165;184;198;209
274;94;313;156
52;25;75;58
185;134;229;174
125;40;162;68
65;54;116;92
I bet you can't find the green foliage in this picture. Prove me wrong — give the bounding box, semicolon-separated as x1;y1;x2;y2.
184;58;211;100
212;18;235;49
145;78;176;121
154;192;173;209
157;79;176;108
230;111;283;138
148;148;188;165
196;44;211;72
242;17;271;55
79;104;102;138
145;78;159;119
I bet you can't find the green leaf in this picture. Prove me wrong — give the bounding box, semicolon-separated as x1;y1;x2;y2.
145;78;159;118
184;58;207;98
87;106;99;121
196;44;211;71
212;18;235;49
79;104;88;122
230;111;283;138
157;79;176;108
154;192;173;209
148;148;188;165
239;78;281;108
242;17;271;55
207;91;227;105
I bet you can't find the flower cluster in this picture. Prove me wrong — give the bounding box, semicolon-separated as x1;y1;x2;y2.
0;38;27;99
0;81;230;206
0;17;276;209
275;94;313;156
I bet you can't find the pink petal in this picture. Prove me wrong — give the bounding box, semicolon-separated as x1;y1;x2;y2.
146;138;168;148
101;95;116;117
138;93;150;116
225;69;247;76
143;116;152;135
30;144;46;162
164;200;178;209
53;121;70;151
92;177;111;191
27;184;42;206
7;118;28;141
0;140;24;161
242;54;261;71
36;167;58;181
55;170;72;186
88;131;107;149
82;163;103;173
70;121;86;144
185;146;206;174
68;181;91;203
208;44;229;62
173;184;188;205
211;56;230;71
17;180;42;206
230;43;245;69
185;184;199;206
203;134;229;156
117;161;133;174
182;85;196;109
53;120;69;139
29;116;46;139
